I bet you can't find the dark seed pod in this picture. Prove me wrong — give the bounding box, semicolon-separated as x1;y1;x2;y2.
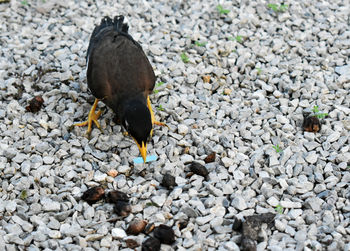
161;173;176;190
303;116;320;133
153;224;175;245
107;190;130;203
142;237;161;251
232;216;242;231
204;152;216;163
125;239;139;249
26;96;44;113
81;186;105;205
114;201;132;217
126;219;147;235
189;162;209;178
144;222;155;234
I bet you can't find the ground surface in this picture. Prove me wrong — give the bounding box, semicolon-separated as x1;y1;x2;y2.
0;0;350;250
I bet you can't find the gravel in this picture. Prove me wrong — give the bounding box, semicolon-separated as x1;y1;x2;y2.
1;0;350;250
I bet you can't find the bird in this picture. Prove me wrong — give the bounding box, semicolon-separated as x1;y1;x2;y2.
74;15;166;163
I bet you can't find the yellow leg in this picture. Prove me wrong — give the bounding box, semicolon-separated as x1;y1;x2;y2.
147;96;167;127
74;98;103;137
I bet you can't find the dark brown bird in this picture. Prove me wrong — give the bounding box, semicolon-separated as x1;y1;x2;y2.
74;16;166;162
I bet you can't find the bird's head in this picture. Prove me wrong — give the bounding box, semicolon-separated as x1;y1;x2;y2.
122;100;152;163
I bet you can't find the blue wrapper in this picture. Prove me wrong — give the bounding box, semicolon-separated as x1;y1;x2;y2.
133;155;158;164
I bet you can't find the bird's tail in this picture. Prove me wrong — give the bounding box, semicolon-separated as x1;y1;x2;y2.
91;15;128;38
112;15;129;33
87;15;129;62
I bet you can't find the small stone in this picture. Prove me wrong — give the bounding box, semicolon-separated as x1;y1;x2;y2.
151;194;166;207
280;201;302;208
5;201;17;213
196;214;215;225
224;88;232;95
231;195;247;210
41;198;61;212
267;197;279;207
285;225;296;236
304;197;324;212
101;236;112;247
276;115;289;124
269;155;280;166
305;151;318;164
202;75;211;83
178;124;188;135
223;241;240;251
107;169;118;177
111;228;127;239
187;74;197;84
221;157;234;167
327;131;340;143
210;204;226;217
275;220;286;232
149;45;163;56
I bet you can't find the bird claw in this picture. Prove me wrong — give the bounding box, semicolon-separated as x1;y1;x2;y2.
153;121;169;128
72;99;103;138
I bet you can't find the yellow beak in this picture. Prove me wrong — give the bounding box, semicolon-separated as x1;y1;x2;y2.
135;140;147;163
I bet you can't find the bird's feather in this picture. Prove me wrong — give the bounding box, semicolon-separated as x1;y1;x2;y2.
86;16;155;112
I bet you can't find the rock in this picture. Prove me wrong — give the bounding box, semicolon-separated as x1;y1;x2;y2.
223;241;240;251
151;193;167;207
41;198;61;212
231;195;247;210
111;228;127;239
178;124;189;135
304;197;324;212
305;151;318;164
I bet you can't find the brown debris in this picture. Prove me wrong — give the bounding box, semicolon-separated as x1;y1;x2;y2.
26;95;44;113
81;186;105;205
303;115;321;133
161;173;176;190
126;219;147;235
142;237;161;251
153;224;175;245
125;239;139;249
114;200;132;217
204;152;216;163
106;190;130;203
189;162;209;178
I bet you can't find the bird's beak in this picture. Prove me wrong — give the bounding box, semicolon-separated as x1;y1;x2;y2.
135;140;147;163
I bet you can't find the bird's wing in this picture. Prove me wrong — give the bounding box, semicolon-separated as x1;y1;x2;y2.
86;21;155;107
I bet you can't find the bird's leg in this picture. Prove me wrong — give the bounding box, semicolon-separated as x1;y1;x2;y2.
147;96;168;127
73;98;103;137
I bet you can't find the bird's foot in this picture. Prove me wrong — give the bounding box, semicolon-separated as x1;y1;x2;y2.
73;99;103;138
147;96;169;128
153;120;169;128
